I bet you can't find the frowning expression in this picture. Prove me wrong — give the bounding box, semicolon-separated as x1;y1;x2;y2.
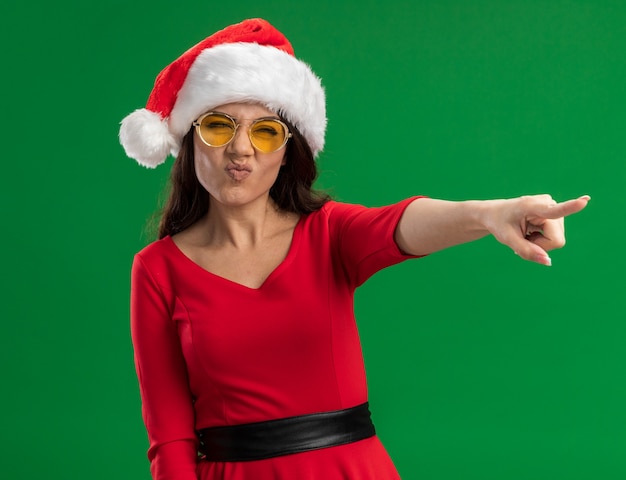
193;103;288;208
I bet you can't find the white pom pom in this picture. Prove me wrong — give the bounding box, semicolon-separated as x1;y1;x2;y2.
119;109;178;168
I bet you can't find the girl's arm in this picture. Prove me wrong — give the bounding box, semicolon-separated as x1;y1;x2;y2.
395;194;590;266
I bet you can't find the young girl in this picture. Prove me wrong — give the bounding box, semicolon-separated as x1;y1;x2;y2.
120;18;589;480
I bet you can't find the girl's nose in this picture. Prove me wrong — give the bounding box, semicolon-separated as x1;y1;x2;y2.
227;125;255;156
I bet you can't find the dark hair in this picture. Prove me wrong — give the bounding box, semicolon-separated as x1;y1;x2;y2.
157;120;330;239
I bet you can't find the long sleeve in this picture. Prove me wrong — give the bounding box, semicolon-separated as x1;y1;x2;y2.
131;254;199;480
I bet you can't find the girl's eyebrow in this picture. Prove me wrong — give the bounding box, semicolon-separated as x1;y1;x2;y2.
212;111;281;122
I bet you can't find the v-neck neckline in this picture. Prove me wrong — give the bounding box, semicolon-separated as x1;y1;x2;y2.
163;215;305;291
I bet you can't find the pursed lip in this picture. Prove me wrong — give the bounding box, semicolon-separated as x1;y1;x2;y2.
226;163;252;181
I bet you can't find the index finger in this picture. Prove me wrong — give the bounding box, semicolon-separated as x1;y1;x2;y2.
536;195;591;220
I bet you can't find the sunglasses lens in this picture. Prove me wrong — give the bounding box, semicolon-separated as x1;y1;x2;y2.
250;119;288;153
198;114;236;146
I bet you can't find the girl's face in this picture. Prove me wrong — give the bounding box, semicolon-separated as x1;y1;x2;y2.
193;103;287;209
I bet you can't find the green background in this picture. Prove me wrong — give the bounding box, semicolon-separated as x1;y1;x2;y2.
1;1;624;479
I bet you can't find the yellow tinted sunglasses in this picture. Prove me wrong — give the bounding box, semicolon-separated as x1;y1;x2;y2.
192;112;292;153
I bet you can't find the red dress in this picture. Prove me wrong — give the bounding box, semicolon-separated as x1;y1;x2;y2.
131;198;421;480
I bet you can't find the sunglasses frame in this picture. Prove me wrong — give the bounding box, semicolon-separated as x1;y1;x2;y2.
192;111;292;153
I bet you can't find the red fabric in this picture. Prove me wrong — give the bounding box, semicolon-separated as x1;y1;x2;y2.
130;198;423;480
146;18;294;118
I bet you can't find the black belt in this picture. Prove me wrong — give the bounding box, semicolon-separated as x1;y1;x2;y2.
197;402;376;462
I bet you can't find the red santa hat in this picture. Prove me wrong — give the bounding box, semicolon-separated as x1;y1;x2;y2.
119;18;326;168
